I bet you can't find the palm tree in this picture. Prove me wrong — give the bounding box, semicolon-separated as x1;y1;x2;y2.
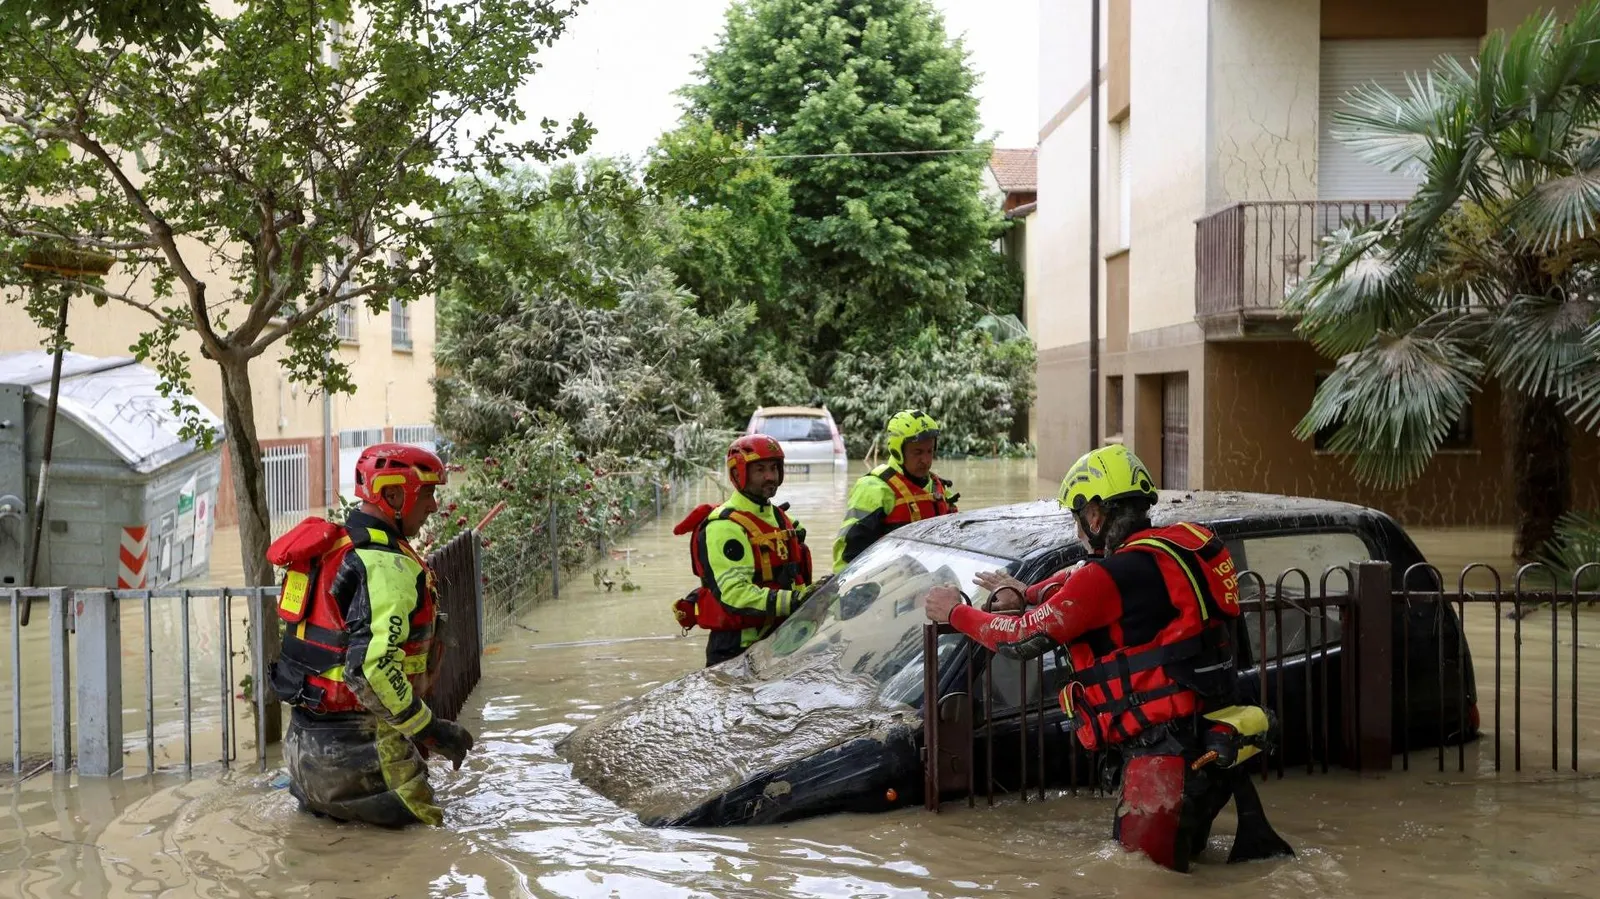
1286;2;1600;563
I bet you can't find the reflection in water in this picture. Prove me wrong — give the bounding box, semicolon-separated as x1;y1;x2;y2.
3;460;1600;897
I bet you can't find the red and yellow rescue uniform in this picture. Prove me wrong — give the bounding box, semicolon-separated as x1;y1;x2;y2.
673;491;813;667
831;462;957;573
268;509;444;827
950;521;1288;872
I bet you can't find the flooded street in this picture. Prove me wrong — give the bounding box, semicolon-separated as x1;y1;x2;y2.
4;459;1600;897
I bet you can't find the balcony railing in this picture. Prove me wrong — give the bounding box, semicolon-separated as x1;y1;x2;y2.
1195;200;1405;337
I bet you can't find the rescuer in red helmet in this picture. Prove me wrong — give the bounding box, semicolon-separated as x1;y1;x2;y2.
671;434;818;666
267;442;475;827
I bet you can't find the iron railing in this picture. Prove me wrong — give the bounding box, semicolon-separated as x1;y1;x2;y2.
468;471;700;642
1;590;70;782
920;559;1600;813
1195;200;1405;319
2;529;483;780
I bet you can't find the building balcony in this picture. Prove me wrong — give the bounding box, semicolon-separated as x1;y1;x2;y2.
1194;200;1404;340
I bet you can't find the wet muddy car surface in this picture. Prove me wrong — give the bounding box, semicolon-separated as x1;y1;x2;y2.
558;491;1480;828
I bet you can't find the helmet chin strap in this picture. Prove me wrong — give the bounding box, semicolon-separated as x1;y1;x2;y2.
1075;510;1108;554
374;492;407;528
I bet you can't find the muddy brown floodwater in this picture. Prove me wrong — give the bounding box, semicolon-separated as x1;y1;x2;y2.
4;459;1600;898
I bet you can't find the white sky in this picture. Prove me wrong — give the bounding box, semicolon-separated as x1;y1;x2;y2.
510;0;1041;164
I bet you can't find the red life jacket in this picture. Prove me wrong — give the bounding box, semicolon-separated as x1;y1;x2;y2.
671;501;812;632
266;517;437;714
875;465;956;526
1057;522;1242;751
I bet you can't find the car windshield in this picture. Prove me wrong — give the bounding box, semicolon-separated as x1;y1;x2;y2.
745;536;1013;709
755;415;832;442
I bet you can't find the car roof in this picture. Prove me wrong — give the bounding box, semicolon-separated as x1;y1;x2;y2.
752;406;828;417
892;490;1392;563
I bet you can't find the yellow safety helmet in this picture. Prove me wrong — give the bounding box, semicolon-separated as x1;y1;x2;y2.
885;409;940;463
1057;444;1157;512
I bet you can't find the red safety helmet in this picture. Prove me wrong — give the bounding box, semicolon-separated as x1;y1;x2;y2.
354;443;448;519
727;434;785;491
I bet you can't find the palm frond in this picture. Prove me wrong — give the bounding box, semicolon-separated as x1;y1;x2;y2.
1534;509;1600;590
1285;220;1442;357
1484;293;1598;396
1505;159;1600;252
1544;0;1600;100
1293;334;1485;487
1564;0;1600;87
1557;313;1600;429
1485;9;1561;115
1331;67;1469;176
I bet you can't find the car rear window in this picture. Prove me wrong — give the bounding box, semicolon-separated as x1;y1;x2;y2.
755;415;832;442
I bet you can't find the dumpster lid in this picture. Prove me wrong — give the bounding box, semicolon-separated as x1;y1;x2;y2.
0;351;224;474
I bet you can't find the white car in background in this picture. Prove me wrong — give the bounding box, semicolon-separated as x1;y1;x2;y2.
746;406;848;471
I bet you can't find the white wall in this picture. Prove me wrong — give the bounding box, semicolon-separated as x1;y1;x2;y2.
1038;0;1104;137
1125;0;1213;335
1206;0;1321;210
1031;87;1102;351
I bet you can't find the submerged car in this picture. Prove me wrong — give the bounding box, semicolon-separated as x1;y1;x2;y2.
746;405;848;471
558;492;1479;827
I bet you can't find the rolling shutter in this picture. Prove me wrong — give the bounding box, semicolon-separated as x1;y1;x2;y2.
1318;38;1480;200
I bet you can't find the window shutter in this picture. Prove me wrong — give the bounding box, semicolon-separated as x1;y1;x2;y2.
1318;38;1479;200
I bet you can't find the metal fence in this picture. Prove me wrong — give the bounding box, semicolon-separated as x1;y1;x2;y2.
1195;200;1406;318
1;530;483;781
472;470;699;642
394;424;438;447
919;559;1600;813
263;444;310;540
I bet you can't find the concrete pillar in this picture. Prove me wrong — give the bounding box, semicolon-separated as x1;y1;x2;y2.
74;589;122;776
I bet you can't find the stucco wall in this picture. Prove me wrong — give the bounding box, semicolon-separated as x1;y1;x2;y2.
1207;0;1322;210
0;275;435;443
1205;342;1600;526
1039;0;1099;135
1035;344;1092;479
1032;89;1104;352
1124;0;1211;336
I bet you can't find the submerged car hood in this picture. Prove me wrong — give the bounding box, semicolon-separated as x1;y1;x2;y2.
557;644;917;825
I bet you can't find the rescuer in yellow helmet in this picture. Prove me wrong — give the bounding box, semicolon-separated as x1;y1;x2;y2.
831;409;959;573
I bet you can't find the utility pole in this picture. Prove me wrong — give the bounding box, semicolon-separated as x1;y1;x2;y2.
322;387;334;508
1088;0;1102;449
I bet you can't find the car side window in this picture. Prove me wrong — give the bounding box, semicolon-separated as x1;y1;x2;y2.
975;555;1079;714
981;636;1066;713
1235;531;1370;659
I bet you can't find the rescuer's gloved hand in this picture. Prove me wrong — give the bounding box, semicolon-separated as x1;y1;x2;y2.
417;716;475;770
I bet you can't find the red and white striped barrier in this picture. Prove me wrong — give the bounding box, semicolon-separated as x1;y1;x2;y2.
118;525;149;589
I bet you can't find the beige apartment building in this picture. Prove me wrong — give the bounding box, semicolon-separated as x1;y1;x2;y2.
1029;0;1600;526
0;290;436;528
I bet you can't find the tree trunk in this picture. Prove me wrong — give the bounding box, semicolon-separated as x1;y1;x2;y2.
218;354;275;587
1505;388;1573;563
217;352;284;744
